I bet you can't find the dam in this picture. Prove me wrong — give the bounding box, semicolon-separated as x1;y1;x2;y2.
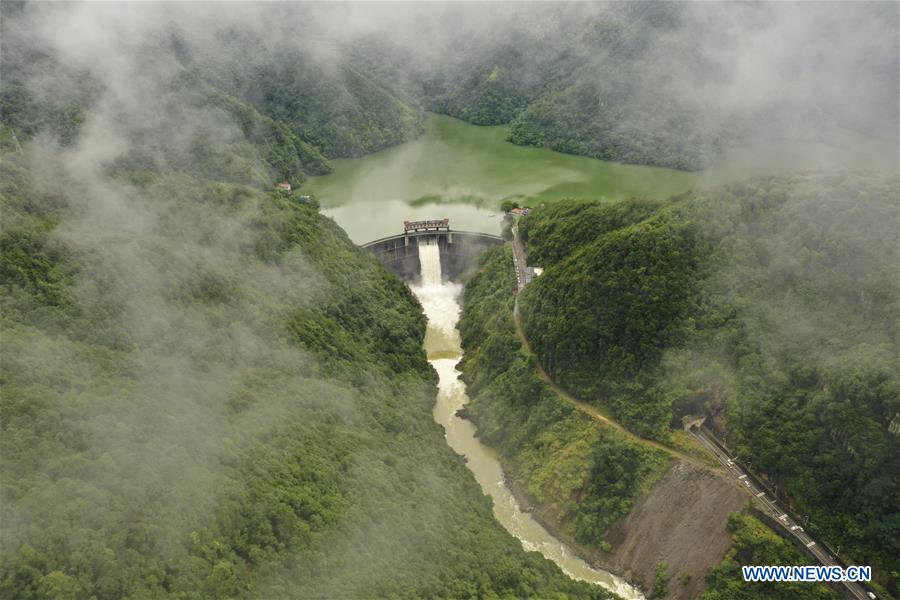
362;220;504;281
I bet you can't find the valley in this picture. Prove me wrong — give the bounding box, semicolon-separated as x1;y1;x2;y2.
2;3;897;599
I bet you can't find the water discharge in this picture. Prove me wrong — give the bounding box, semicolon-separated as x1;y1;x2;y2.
410;238;645;599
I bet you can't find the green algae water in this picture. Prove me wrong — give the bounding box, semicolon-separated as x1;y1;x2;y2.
302;114;695;243
302;113;898;244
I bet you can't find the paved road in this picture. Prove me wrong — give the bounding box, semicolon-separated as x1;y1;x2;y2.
689;427;873;600
510;221;529;291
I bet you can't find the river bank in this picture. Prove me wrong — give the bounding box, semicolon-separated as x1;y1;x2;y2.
464;406;745;600
453;244;749;600
411;238;644;599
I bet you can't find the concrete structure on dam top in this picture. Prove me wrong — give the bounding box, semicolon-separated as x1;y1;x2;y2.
362;220;504;282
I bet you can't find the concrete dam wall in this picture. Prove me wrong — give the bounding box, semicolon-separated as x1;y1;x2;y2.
362;231;504;282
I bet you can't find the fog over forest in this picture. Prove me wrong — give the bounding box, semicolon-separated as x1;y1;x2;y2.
6;2;899;161
1;2;898;600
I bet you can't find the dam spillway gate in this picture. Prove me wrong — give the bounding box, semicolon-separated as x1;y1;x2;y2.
361;226;504;282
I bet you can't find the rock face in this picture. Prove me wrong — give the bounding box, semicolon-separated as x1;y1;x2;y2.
603;461;746;599
508;457;749;599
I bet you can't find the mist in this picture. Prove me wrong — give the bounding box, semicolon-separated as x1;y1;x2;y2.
8;2;897;160
2;1;898;597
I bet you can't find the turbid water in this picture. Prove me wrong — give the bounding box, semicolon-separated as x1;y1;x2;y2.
410;239;645;599
302;113;898;244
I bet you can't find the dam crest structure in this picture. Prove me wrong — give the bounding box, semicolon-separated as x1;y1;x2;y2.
361;219;504;282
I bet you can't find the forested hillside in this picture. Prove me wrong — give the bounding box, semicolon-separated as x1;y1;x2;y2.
457;209;858;599
517;173;900;591
416;3;897;171
5;2;895;176
0;148;617;599
411;3;715;170
0;50;327;189
458;246;671;552
187;30;424;159
504;4;713;171
0;4;614;598
0;3;423;186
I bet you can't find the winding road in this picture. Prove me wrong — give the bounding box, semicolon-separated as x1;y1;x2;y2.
512;297;714;472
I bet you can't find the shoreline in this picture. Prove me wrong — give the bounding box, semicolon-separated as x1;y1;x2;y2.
458;408;647;597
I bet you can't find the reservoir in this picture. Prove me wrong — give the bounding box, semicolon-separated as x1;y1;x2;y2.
302;113;898;244
302;114;695;243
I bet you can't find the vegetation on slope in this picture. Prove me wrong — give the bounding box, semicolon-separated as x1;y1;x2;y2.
187;29;424;160
520;199;705;440
423;37;573;129
517;173;900;590
420;3;896;172
0;8;618;594
0;147;615;599
458;246;670;550
1;6;422;184
702;513;839;600
420;4;716;170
